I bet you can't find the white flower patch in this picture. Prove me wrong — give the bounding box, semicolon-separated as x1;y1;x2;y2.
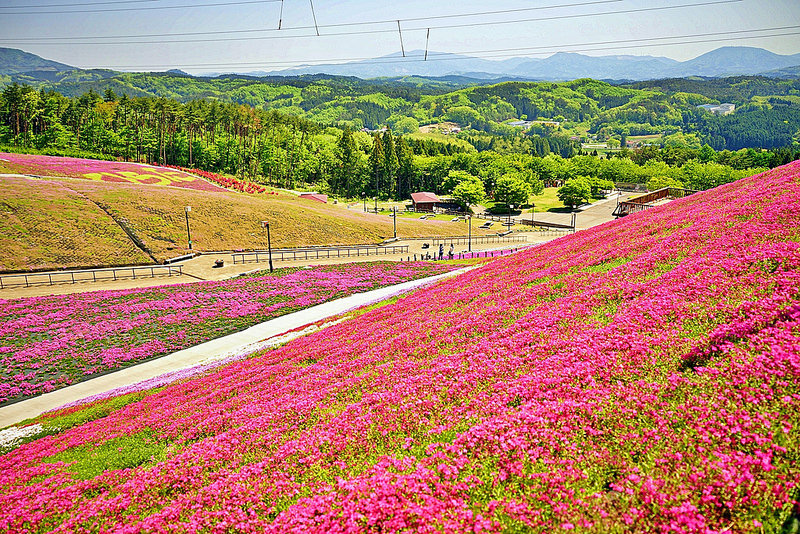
0;424;44;448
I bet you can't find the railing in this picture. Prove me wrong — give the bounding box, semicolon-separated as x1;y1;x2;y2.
520;219;575;230
475;213;518;223
431;235;527;246
0;264;183;289
613;187;699;217
232;245;410;264
401;247;522;262
615;182;649;193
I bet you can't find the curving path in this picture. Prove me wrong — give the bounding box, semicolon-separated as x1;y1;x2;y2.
0;265;477;428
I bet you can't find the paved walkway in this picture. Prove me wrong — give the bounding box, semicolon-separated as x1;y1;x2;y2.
528;192;634;229
0;265;476;428
0;237;546;299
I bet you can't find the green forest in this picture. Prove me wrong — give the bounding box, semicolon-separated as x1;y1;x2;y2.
1;76;799;205
3;71;800;149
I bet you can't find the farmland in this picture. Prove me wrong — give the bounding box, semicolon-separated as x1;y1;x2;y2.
1;161;797;532
0;262;461;404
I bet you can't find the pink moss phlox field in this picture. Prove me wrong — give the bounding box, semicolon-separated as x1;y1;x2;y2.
0;152;227;192
165;165;268;194
0;262;459;404
2;162;800;532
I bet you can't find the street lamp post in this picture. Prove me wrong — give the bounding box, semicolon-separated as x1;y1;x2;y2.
373;196;377;214
468;215;472;252
262;220;274;273
362;192;366;212
531;203;535;226
184;206;192;250
508;204;514;228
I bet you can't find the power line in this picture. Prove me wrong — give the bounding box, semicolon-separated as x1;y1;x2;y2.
3;0;159;8
4;0;624;39
68;26;800;70
0;0;743;44
0;0;281;14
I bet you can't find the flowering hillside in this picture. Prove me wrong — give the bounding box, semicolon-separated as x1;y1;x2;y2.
0;152;227;192
1;162;799;532
165;165;268;194
0;262;460;404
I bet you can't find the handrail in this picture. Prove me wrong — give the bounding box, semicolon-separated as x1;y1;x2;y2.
0;264;183;289
431;235;527;246
232;245;410;264
614;187;699;217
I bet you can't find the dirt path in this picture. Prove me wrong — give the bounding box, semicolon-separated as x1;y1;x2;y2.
0;266;476;428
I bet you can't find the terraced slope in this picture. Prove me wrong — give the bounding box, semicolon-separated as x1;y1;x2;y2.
2;162;798;532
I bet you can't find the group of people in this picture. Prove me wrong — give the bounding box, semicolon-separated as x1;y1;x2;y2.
437;243;455;260
420;243;456;261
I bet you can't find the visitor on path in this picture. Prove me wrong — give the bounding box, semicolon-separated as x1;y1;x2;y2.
438;243;444;260
448;244;454;259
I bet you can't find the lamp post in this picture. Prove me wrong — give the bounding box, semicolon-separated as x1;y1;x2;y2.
467;214;472;252
531;203;535;226
261;220;274;273
508;204;514;228
373;196;377;214
184;206;192;250
392;206;397;239
362;192;366;212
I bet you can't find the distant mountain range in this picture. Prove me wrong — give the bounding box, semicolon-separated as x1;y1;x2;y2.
250;47;800;81
2;46;800;82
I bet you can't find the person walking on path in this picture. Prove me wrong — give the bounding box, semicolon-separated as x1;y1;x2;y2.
438;243;444;260
448;244;454;259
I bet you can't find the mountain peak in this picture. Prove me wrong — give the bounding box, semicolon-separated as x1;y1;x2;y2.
0;47;74;75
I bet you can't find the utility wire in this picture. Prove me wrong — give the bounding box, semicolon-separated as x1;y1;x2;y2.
1;0;743;44
0;0;281;14
4;0;624;39
3;0;159;8
69;26;799;70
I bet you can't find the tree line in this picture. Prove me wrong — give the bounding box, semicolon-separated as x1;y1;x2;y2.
1;84;795;209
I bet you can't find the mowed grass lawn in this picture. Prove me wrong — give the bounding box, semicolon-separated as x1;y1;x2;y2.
529;187;567;212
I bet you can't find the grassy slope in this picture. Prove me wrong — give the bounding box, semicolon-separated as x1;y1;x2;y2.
0;177;151;271
0;175;482;270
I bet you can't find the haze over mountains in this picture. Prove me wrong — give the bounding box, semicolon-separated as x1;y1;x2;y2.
2;46;800;82
236;46;800;81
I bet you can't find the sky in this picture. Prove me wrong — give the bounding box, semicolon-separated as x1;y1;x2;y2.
1;0;799;74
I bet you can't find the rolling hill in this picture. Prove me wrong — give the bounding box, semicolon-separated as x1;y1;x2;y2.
0;168;476;272
1;160;798;531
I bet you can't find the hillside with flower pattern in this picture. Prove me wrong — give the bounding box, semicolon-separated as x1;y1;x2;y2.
0;154;470;270
1;161;799;532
